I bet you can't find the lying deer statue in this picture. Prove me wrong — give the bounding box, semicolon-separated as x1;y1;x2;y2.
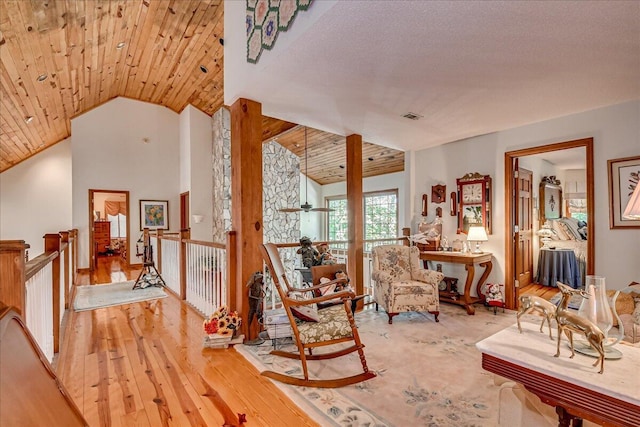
555;282;606;374
517;295;556;340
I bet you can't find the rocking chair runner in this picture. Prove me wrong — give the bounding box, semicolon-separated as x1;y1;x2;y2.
259;243;376;388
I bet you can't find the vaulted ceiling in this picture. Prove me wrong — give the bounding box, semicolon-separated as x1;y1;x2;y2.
0;0;403;184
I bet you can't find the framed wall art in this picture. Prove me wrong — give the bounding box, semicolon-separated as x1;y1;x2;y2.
608;155;640;229
539;176;562;225
139;200;169;230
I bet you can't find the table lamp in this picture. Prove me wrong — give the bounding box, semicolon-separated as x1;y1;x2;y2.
467;226;488;253
622;184;640;219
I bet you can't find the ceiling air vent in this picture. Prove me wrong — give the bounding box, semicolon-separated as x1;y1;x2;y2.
401;112;423;120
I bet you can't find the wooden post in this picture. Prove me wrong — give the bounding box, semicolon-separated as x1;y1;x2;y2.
230;98;263;339
44;233;61;353
180;229;190;300
402;227;410;246
346;134;364;310
70;229;77;285
60;231;70;309
0;240;30;315
226;231;237;310
155;229;163;272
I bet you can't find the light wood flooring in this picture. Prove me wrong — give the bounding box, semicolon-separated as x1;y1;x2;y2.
56;257;318;427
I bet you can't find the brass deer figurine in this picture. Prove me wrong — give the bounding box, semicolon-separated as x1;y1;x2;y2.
517;295;556;340
554;282;606;374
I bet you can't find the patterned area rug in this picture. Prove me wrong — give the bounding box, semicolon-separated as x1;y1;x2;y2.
549;292;583;310
237;304;543;426
73;281;167;312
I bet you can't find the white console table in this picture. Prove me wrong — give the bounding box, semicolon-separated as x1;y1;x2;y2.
476;322;640;427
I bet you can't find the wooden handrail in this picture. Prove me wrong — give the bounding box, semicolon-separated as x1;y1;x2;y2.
183;239;225;249
25;251;58;281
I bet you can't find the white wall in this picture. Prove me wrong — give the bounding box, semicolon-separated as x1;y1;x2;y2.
0;139;72;257
181;106;214;241
413;100;640;290
72;97;181;269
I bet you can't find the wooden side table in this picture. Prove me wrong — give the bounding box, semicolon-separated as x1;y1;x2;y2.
419;251;493;315
477;322;640;426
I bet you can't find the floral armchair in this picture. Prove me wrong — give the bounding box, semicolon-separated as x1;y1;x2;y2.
372;245;444;324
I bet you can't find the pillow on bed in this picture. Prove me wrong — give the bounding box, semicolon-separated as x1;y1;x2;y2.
577;226;587;240
559;217;582;240
551;220;571;240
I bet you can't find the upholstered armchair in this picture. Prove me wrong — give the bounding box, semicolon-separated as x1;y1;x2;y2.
372;244;444;324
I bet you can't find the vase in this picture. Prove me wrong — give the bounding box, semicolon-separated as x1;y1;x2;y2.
575;275;623;359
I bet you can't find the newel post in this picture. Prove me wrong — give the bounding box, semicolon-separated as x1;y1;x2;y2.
60;231;70;308
180;229;190;300
402;227;410;246
0;240;30;315
155;229;163;272
44;233;61;353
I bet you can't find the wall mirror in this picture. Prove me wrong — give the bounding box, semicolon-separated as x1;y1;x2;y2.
456;172;492;234
539;176;562;225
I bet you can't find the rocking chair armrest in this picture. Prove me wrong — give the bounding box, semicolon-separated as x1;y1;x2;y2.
286;289;356;306
299;278;349;294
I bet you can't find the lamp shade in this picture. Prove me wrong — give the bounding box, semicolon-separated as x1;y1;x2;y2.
467;226;488;242
622;184;640;219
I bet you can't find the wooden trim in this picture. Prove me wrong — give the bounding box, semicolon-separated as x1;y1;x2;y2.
346;134;364;310
44;234;61;353
504;138;594;309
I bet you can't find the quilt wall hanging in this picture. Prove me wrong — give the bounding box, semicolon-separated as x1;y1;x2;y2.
247;0;314;64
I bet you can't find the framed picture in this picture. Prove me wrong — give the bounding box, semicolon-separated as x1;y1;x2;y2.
608;155;640;229
139;200;169;230
539;176;562;225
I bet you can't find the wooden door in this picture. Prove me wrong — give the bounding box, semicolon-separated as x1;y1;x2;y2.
515;167;533;288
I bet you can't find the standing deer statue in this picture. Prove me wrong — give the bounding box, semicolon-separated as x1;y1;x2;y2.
517;295;556;339
555;282;606;374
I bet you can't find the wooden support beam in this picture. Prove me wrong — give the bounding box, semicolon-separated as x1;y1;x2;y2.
0;240;30;315
346;134;364;310
180;229;190;300
230;98;263;340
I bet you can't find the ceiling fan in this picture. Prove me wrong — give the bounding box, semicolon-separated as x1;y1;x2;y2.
279;127;334;213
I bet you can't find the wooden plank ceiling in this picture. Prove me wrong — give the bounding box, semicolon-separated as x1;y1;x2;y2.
0;0;403;184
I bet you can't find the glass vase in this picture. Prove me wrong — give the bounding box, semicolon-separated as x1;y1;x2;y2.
575;275;622;358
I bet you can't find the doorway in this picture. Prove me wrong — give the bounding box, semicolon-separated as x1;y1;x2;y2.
504;138;594;309
89;189;130;271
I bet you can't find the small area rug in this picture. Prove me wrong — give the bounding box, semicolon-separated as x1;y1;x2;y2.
237;304;544;426
73;281;167;312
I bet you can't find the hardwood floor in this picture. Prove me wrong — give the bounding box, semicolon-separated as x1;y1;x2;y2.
56;257;318;427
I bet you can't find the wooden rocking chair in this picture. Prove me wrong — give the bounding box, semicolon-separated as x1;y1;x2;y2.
259;243;376;388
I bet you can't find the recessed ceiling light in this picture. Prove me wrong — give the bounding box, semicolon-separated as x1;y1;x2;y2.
116;42;126;49
36;74;48;82
25;116;34;123
368;157;374;161
199;65;208;73
339;165;345;169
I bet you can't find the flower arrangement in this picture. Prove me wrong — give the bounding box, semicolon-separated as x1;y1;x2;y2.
203;306;241;337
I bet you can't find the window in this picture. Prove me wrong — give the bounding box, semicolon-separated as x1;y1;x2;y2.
107;214;127;238
327;190;398;249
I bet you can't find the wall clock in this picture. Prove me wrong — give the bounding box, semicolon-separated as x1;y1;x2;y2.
431;184;446;204
457;173;492;234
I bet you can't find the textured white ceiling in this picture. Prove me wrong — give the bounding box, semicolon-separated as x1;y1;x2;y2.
225;1;640;152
